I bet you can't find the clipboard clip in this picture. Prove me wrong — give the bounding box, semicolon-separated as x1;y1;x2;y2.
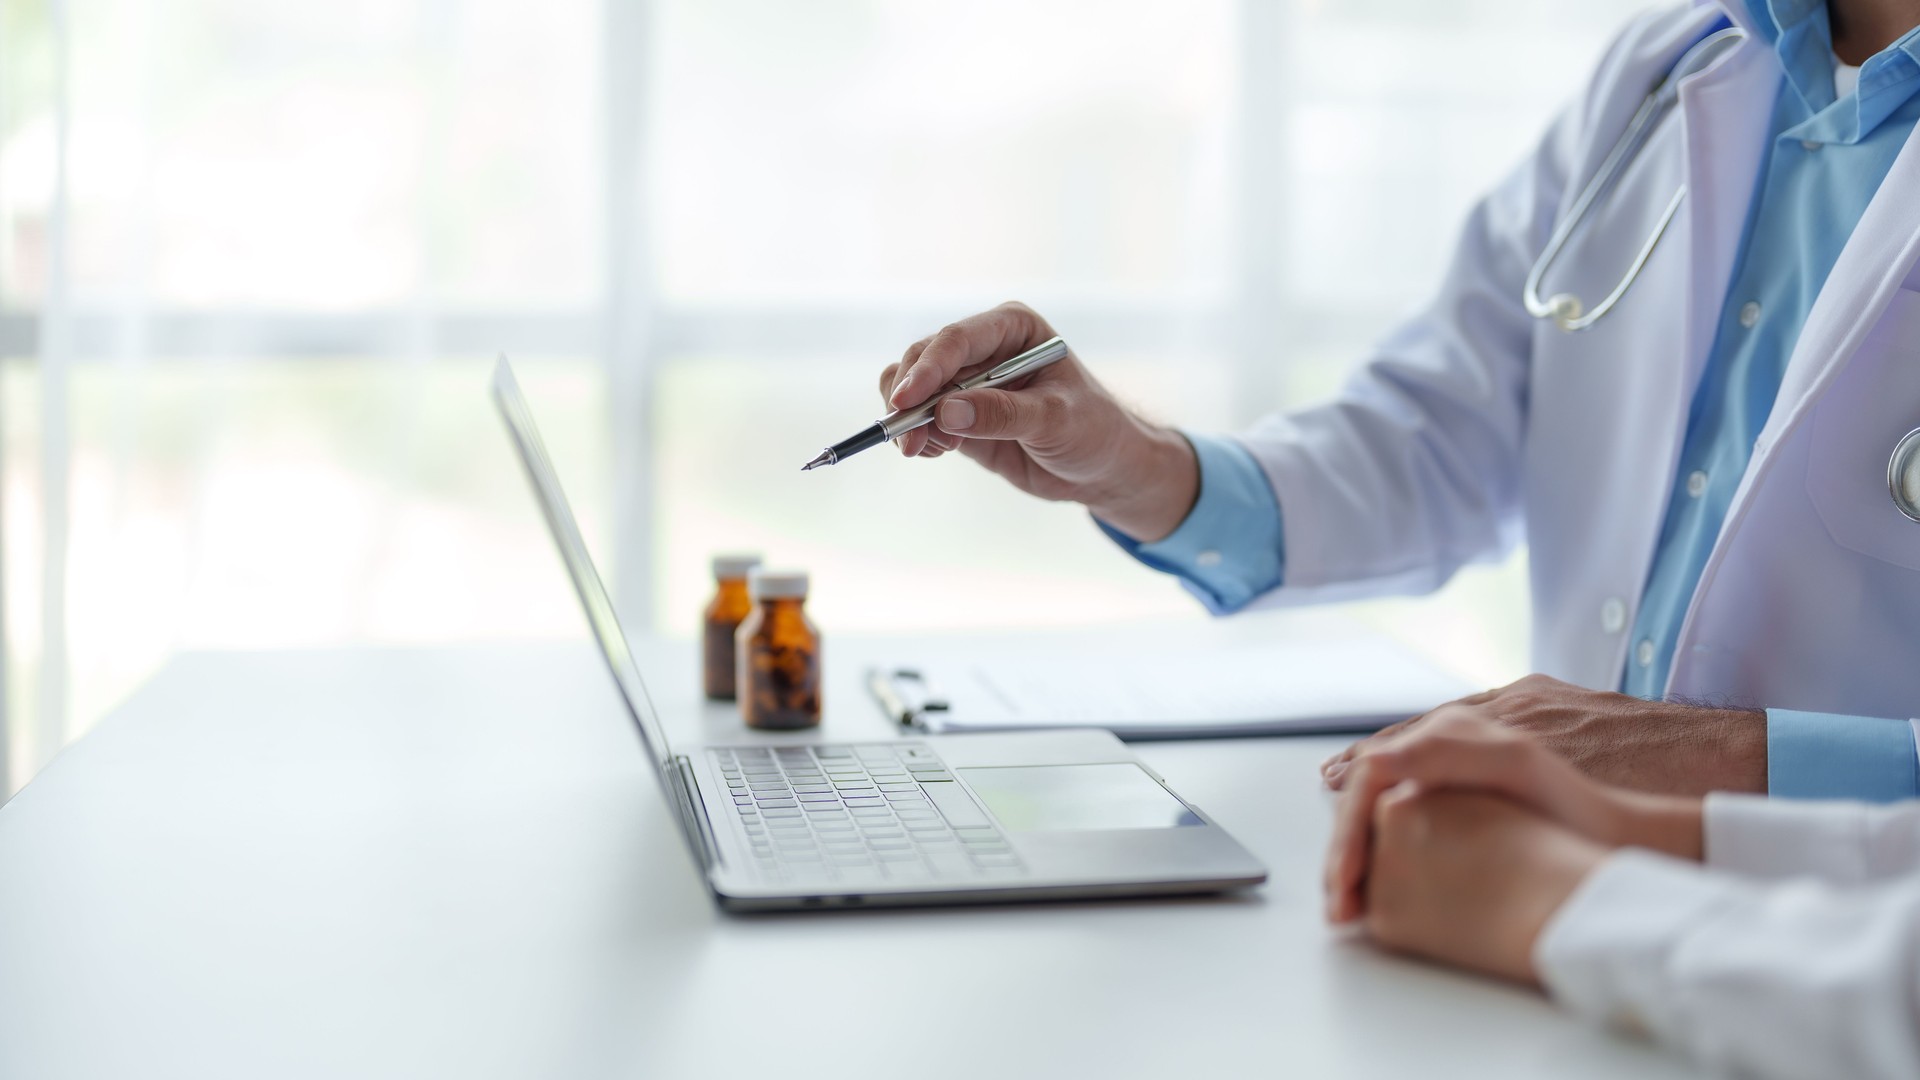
865;667;950;730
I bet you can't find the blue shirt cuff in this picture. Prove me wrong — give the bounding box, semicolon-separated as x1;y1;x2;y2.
1766;709;1920;802
1095;432;1284;614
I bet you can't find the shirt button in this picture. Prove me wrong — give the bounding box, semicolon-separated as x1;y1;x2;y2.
1801;139;1821;152
1195;550;1222;569
1739;301;1761;328
1686;470;1708;498
1600;598;1627;634
1637;639;1656;667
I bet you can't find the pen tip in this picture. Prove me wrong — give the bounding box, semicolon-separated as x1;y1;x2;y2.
801;450;833;472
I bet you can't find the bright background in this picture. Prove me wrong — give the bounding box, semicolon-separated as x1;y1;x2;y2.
0;0;1650;796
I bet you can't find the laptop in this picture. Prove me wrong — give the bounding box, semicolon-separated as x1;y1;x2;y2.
492;356;1267;911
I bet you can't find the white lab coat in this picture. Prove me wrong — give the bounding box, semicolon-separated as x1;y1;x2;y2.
1240;0;1920;715
1536;796;1920;1079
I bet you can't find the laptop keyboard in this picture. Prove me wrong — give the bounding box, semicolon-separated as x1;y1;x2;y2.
712;743;1026;885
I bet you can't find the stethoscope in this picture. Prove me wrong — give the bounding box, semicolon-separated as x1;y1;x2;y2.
1523;22;1920;523
1891;431;1920;522
1522;24;1747;332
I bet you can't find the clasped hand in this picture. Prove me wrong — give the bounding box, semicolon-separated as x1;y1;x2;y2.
1322;687;1709;985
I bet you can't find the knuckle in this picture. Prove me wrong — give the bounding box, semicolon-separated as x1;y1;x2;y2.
967;394;1005;432
931;324;969;353
1373;790;1412;831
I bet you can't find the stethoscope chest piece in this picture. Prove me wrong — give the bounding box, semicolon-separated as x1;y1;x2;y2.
1890;428;1920;522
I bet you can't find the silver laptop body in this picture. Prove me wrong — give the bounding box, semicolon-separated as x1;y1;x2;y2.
492;357;1267;911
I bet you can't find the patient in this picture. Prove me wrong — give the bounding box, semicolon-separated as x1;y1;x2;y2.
1323;681;1920;1080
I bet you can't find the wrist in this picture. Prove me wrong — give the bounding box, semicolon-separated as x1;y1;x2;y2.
1605;792;1705;861
1698;706;1768;794
1086;422;1199;543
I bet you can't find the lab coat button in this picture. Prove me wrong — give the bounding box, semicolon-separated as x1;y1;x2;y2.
1600;598;1627;634
1195;550;1223;569
1686;470;1708;498
1739;301;1761;328
1636;639;1655;667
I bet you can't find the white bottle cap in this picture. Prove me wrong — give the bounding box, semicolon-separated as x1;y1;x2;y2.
748;568;809;600
710;553;763;580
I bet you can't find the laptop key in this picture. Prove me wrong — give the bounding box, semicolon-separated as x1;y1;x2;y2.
926;852;975;877
921;782;991;829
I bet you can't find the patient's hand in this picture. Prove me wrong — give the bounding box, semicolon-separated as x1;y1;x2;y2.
1322;709;1703;923
1321;674;1765;798
1357;790;1604;987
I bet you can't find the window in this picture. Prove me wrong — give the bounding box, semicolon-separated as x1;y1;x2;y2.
0;0;1647;794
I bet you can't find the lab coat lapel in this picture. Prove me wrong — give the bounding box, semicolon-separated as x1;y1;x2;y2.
1764;131;1920;441
1669;124;1920;688
1676;35;1777;396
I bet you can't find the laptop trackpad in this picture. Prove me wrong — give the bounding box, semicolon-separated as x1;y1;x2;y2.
957;763;1203;832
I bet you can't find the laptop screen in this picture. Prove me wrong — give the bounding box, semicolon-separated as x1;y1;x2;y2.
490;356;675;775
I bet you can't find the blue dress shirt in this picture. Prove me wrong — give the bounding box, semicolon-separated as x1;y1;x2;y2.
1103;2;1920;802
1625;2;1920;801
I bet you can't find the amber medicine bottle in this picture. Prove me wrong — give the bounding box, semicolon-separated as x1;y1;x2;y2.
736;569;821;729
702;553;762;700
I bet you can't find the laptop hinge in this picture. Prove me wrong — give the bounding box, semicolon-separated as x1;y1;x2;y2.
670;755;723;871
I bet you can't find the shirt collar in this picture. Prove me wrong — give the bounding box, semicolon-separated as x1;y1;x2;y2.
1721;0;1920;142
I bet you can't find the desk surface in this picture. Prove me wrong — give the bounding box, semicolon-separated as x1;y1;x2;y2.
0;617;1696;1079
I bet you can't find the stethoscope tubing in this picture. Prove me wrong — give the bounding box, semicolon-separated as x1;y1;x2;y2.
1524;25;1747;333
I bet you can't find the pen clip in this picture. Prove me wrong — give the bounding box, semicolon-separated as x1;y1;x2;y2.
979;335;1068;385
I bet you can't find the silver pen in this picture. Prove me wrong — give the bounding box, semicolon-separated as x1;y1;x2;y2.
801;335;1070;471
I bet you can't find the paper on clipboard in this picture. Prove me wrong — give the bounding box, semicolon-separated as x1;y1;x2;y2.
882;635;1477;740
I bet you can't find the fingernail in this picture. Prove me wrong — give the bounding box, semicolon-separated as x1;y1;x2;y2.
1324;763;1347;786
937;398;974;432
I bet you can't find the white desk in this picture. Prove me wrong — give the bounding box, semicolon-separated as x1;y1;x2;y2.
0;618;1698;1079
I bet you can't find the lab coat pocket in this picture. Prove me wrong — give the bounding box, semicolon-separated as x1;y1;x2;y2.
1806;287;1920;570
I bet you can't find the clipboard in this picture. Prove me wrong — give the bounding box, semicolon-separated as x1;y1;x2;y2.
863;637;1477;741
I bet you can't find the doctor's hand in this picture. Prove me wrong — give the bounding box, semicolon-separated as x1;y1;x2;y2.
1320;674;1767;798
878;302;1201;543
1350;789;1606;987
1323;710;1704;925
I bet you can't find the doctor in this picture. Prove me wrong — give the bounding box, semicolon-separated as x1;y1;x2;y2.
875;0;1920;802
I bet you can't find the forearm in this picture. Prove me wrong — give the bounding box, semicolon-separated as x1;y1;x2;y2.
1537;850;1920;1080
1705;792;1920;883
